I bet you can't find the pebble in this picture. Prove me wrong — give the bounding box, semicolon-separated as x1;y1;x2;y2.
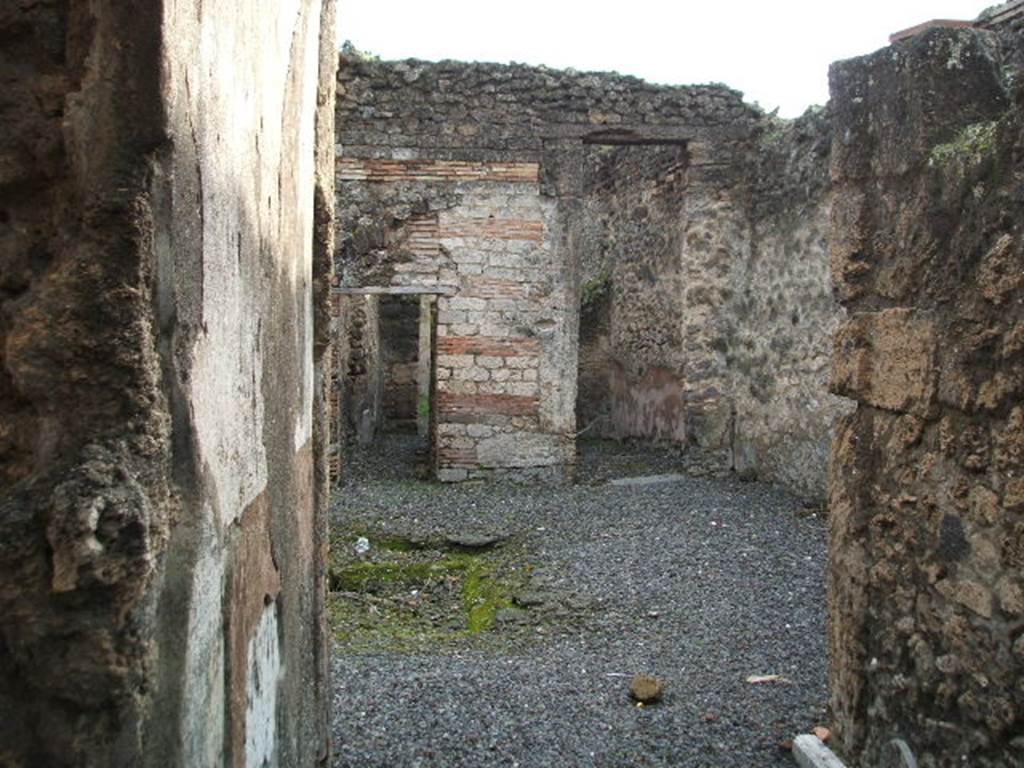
629;674;664;704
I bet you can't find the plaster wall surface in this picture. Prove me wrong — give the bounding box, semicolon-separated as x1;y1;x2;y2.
0;1;336;764
828;20;1024;766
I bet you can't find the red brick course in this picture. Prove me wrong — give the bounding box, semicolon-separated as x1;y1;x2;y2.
404;214;441;256
437;393;540;419
439;218;544;241
338;159;539;184
436;446;478;467
461;278;528;299
437;336;540;357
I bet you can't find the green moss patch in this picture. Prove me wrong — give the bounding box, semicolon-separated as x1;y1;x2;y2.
327;529;528;653
580;271;612;309
929;121;999;167
462;564;514;632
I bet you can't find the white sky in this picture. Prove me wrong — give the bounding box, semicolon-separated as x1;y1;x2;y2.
338;0;991;117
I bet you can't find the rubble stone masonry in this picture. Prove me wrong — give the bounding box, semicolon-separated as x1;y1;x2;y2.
828;20;1024;766
335;54;850;493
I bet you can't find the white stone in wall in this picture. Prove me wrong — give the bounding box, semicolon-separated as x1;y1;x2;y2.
181;509;225;766
476;431;565;468
447;297;487;311
245;602;282;768
436;423;467;437
437;310;467;324
436;354;474;369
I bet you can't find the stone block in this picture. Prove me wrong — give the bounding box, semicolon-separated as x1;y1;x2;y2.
792;735;847;768
477;356;504;369
437;310;467;324
831;309;937;415
436;353;474;369
508;382;540;397
447;297;488;311
475;431;566;468
1004;478;1024;512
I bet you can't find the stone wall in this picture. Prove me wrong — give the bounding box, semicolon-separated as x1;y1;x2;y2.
335;54;768;482
0;1;335;764
339;293;383;446
577;144;707;449
828;21;1024;767
334;53;851;495
573;103;848;497
727;110;854;500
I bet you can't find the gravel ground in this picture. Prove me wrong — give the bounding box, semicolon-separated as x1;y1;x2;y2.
330;436;827;767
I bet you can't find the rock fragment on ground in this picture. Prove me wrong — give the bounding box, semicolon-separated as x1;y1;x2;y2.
445;532;506;550
629;674;664;704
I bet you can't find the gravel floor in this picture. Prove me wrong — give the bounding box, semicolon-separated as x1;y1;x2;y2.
329;436;827;767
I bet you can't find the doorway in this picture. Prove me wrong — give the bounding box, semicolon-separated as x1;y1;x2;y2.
332;287;439;481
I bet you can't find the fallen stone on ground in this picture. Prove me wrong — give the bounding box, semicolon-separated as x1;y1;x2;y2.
629;674;664;704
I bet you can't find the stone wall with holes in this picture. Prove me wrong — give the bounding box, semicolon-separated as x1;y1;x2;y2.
828;19;1024;766
726;109;855;499
572;103;848;496
1;3;336;765
335;53;762;481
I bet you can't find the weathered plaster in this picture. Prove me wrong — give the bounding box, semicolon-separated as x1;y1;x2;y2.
0;1;335;764
244;602;282;768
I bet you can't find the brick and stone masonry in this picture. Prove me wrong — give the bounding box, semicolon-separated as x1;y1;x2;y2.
334;53;851;496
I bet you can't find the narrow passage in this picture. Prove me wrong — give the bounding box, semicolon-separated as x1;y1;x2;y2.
330;438;827;767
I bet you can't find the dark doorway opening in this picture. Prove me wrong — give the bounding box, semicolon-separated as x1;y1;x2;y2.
379;294;422;435
333;287;439;481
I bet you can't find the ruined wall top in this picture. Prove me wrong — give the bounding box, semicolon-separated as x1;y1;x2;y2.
337;52;763;160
